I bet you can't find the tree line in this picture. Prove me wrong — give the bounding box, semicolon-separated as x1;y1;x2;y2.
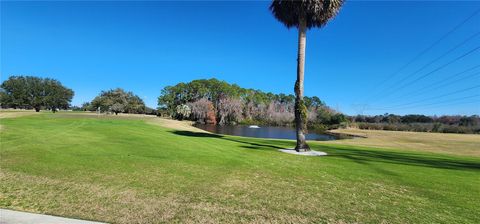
80;88;148;115
0;76;73;112
349;114;480;134
158;78;345;129
0;76;149;115
2;75;478;134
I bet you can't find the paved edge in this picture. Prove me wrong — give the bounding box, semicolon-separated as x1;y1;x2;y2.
279;149;328;156
0;209;107;224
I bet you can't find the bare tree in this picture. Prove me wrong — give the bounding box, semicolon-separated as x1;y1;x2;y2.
217;97;243;125
188;98;216;124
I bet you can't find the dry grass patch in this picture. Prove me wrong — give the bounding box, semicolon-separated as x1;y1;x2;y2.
0;171;185;224
0;170;343;223
328;128;480;157
146;118;208;133
0;111;37;119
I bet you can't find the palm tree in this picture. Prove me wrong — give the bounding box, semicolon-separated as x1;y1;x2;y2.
270;0;344;152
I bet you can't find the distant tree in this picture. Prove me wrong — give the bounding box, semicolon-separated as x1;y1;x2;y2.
157;78;339;127
0;76;73;112
188;98;216;124
144;106;158;115
91;88;145;115
401;114;433;123
265;101;295;125
175;104;191;120
0;89;8;109
304;96;324;109
206;107;217;125
43;79;74;113
349;114;480;134
459;115;479;127
316;106;334;124
329;113;347;125
125;95;145;114
217;96;243;125
270;0;344;151
437;116;457;125
70;105;83;111
110;103;126;115
81;102;92;111
353;115;366;123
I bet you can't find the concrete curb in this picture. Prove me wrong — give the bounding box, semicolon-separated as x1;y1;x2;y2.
0;209;106;224
279;149;328;156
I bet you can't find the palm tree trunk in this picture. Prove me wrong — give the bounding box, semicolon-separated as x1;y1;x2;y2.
294;17;310;152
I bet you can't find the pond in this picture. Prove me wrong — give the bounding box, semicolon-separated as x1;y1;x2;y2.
194;124;340;141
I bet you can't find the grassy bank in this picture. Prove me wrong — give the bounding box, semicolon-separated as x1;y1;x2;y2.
1;112;479;223
328;128;480;157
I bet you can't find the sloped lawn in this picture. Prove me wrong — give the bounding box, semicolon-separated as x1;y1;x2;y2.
1;113;479;223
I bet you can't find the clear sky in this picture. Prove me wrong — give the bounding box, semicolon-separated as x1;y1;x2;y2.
1;1;479;115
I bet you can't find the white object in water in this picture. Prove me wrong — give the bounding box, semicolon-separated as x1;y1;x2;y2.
248;125;260;128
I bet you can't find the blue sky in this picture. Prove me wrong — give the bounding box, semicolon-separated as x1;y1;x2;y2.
1;1;479;115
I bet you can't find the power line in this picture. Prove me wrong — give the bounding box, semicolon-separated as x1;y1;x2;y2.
374;85;480;109
418;100;479;111
396;70;480;100
383;64;480;101
399;94;479;110
420;95;479;108
381;31;479;94
387;46;480;96
354;8;480;104
368;94;480;111
358;65;480;112
369;46;480;104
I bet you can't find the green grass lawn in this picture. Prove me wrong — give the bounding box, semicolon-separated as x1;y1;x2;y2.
1;113;479;223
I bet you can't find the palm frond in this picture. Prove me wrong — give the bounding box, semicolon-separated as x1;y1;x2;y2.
270;0;344;29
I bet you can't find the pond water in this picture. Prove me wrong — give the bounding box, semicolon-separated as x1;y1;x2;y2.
194;124;339;141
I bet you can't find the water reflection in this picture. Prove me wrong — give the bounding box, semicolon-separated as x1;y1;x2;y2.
194;124;338;141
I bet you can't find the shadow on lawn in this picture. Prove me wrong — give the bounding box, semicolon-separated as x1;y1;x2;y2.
170;130;480;171
323;145;480;171
170;130;285;150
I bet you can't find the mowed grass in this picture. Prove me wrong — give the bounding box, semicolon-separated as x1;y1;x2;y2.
329;128;480;157
1;113;479;223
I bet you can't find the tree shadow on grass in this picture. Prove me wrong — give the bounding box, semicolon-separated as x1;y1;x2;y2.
170;130;223;138
169;130;480;171
321;145;480;171
170;130;285;150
